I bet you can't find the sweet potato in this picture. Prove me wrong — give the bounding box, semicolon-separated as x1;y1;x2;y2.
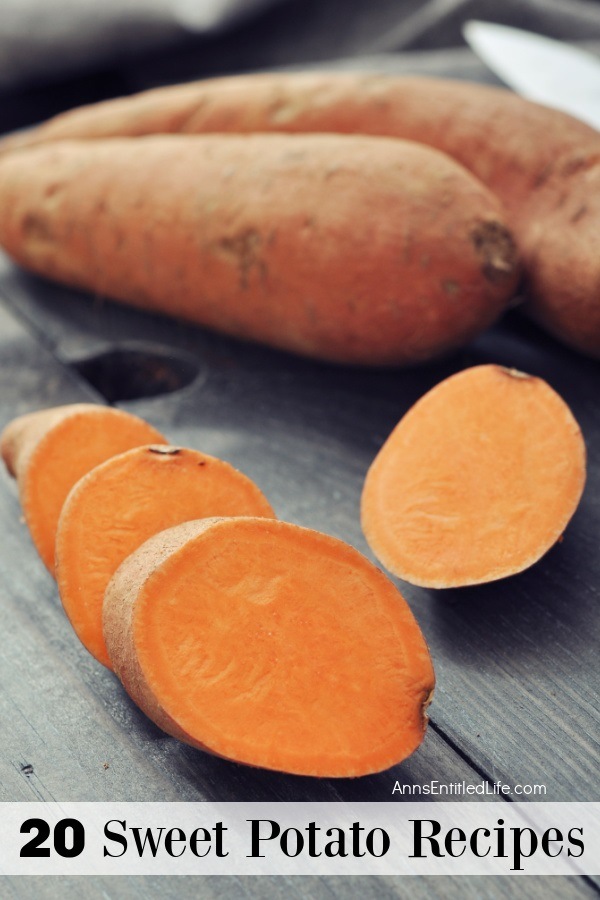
56;444;275;667
4;72;596;355
0;403;166;573
361;365;586;588
0;133;519;366
103;516;435;777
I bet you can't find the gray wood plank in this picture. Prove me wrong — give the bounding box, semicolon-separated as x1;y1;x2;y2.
0;220;597;900
2;874;596;900
4;261;597;802
126;322;600;803
3;297;560;898
0;516;491;805
0;296;499;803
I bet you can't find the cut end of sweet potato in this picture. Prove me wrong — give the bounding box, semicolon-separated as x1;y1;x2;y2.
0;404;166;573
361;364;586;588
103;517;435;777
56;446;275;668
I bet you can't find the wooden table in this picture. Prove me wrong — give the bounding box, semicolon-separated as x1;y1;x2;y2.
0;215;598;896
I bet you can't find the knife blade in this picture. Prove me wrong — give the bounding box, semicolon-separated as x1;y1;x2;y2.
463;21;600;131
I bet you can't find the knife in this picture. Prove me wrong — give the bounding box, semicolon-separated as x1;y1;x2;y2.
463;21;600;131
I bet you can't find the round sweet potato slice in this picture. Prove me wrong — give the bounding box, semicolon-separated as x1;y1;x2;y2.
0;404;166;573
56;445;275;667
103;517;435;777
361;365;586;588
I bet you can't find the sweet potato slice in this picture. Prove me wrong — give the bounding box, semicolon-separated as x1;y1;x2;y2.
361;365;586;588
56;446;275;667
103;516;435;777
0;404;166;573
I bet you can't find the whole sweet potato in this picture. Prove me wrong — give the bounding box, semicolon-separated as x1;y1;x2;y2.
0;133;519;366
4;72;595;356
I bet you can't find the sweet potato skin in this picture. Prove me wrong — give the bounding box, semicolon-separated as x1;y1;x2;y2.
103;519;223;751
3;73;594;188
1;405;87;480
103;519;214;749
5;72;596;356
104;516;435;777
517;152;600;356
0;133;519;366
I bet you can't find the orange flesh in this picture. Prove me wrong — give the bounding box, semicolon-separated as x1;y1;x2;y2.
361;365;586;588
130;518;434;776
8;407;165;573
56;447;275;667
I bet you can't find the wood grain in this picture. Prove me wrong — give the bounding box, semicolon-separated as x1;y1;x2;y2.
0;257;597;900
4;260;597;800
